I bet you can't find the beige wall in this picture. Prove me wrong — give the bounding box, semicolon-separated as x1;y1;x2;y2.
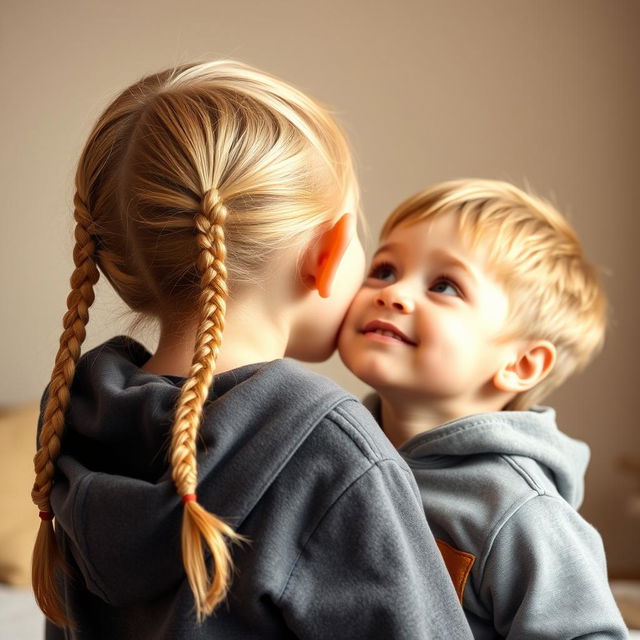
2;0;638;575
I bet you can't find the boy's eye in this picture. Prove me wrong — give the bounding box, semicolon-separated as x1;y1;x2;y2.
368;262;397;283
429;278;460;297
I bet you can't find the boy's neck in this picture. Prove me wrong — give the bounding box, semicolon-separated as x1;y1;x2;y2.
378;392;508;448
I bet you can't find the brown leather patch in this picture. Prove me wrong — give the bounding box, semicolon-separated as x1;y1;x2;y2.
435;538;476;604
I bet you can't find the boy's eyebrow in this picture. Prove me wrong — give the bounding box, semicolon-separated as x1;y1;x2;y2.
372;242;400;257
374;243;483;286
429;249;481;285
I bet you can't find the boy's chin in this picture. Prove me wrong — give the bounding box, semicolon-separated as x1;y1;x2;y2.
337;350;384;391
336;332;394;391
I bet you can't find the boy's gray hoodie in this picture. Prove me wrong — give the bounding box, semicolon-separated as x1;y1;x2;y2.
365;396;627;639
41;337;472;639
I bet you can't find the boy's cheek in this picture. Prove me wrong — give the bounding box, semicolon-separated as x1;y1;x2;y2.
337;304;367;370
337;308;358;362
337;305;356;347
339;285;366;324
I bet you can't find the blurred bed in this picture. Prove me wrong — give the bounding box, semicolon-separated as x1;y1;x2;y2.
0;585;43;640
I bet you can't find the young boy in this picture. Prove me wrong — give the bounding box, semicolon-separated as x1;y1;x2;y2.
338;179;628;638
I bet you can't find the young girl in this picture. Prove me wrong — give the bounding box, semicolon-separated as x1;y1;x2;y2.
30;61;471;638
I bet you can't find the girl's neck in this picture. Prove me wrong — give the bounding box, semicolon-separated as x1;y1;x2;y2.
141;303;290;378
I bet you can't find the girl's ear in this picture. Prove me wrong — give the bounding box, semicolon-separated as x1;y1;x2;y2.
493;340;557;394
301;213;356;298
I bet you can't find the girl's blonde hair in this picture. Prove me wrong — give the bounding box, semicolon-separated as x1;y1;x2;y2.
31;60;358;626
382;178;607;410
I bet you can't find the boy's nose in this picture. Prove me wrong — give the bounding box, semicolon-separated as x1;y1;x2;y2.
374;288;415;313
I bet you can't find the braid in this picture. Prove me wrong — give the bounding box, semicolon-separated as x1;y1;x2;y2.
31;192;100;627
170;189;245;621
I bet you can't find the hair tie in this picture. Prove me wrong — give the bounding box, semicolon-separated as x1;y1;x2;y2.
182;493;197;505
38;511;54;521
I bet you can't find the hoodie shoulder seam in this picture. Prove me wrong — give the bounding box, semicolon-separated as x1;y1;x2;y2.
475;454;547;579
476;490;541;583
276;458;410;604
476;492;577;592
499;454;546;495
329;400;388;463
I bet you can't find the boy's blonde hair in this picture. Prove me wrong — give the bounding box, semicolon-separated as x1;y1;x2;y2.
31;60;358;627
382;178;607;411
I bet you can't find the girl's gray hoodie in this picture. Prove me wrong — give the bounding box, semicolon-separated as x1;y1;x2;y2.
365;396;627;639
40;336;472;639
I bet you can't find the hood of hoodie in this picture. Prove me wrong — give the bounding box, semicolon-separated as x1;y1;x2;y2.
41;336;348;607
364;395;590;509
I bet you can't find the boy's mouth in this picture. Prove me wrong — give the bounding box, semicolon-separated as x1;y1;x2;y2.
361;320;416;346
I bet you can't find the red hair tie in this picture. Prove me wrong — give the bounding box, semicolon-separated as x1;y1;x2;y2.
38;511;54;521
182;493;197;505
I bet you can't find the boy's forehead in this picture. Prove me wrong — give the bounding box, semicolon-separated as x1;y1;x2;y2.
374;214;500;283
377;212;468;255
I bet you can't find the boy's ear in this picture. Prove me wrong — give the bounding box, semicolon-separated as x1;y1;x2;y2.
301;213;356;298
493;340;557;394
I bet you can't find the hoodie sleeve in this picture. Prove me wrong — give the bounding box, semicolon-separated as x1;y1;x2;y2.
278;458;473;640
479;494;628;639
